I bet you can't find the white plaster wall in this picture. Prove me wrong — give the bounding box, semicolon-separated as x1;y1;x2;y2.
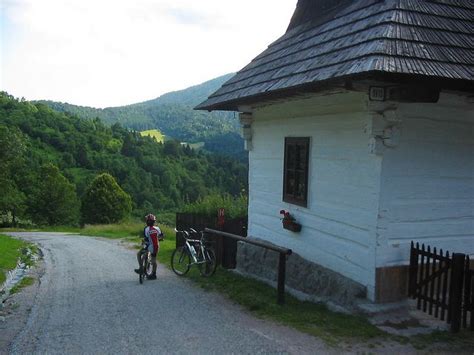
376;92;474;267
248;91;381;299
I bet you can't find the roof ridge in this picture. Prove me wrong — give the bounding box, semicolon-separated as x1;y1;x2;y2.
258;7;472;65
271;1;385;49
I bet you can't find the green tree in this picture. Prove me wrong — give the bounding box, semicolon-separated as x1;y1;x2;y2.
0;125;27;225
81;173;132;224
29;164;80;225
0;178;26;226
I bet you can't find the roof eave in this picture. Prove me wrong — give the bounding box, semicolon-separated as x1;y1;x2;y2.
195;72;474;112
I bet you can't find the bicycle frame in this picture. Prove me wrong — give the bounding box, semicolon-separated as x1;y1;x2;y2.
184;238;207;265
177;229;212;266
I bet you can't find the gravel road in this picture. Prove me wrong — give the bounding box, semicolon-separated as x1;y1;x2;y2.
3;232;332;354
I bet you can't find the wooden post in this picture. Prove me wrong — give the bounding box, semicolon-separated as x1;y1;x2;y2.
450;253;465;333
277;253;286;305
470;271;474;331
408;241;418;297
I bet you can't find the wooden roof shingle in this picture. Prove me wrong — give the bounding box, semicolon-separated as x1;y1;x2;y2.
196;0;474;111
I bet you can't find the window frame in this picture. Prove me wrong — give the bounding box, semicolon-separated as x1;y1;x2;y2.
283;137;310;207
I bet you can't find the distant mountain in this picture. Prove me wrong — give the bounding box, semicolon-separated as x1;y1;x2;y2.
151;73;234;106
39;73;245;159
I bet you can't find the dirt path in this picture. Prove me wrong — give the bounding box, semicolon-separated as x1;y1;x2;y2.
2;232;335;354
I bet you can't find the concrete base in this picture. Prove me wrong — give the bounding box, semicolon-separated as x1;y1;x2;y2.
362;299;450;336
236;239;366;309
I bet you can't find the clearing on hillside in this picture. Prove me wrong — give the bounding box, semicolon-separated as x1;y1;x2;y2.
140;129;165;142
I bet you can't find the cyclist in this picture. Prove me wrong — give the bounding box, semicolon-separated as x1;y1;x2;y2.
134;213;163;280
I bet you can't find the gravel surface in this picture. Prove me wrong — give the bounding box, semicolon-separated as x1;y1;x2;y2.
3;232;333;354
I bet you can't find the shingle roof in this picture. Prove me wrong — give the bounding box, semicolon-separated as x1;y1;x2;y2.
196;0;474;111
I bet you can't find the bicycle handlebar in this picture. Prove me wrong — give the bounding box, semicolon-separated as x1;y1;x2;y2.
174;228;205;243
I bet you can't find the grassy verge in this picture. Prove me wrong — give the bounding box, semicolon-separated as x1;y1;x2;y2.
9;276;35;295
407;329;474;350
0;234;37;284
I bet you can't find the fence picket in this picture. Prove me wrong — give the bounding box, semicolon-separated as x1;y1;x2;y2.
435;248;443;318
429;247;437;315
463;256;469;328
444;251;450;323
418;244;425;310
423;246;431;312
409;241;417;297
469;270;474;330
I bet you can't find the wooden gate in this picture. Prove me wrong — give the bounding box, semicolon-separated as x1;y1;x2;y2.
408;242;473;332
463;256;473;330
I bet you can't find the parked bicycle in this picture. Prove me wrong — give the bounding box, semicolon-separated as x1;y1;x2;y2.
172;228;217;277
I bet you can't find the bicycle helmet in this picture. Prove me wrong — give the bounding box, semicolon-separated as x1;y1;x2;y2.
145;214;156;226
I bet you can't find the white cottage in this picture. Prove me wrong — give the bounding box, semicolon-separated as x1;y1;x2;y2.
197;0;474;304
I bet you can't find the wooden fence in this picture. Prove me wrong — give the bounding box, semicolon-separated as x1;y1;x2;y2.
408;242;473;332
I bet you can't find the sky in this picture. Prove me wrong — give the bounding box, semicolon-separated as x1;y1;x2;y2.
1;0;297;108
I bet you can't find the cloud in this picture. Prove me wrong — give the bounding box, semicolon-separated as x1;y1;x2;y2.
2;0;297;107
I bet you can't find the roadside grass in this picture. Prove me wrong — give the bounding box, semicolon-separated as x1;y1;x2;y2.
9;276;35;295
0;234;37;284
79;223;143;240
407;329;474;350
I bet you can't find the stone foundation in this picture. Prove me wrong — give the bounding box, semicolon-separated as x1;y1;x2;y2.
236;239;367;308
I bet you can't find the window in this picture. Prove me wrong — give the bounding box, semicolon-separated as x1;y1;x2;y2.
283;137;310;207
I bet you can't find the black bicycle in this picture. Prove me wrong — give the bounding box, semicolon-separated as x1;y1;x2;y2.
171;229;217;277
138;240;153;284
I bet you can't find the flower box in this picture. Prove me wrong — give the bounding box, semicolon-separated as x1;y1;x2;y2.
282;219;302;232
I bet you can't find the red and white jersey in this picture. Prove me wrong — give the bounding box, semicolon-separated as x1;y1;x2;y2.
144;226;161;254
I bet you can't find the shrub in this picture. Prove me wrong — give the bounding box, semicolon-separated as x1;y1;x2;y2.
182;193;247;219
81;173;132;224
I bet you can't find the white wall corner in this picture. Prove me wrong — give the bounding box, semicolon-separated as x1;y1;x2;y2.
366;113;386;155
366;106;402;154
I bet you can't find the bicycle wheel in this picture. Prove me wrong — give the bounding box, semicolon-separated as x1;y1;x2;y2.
139;253;146;284
171;246;191;276
199;248;217;277
145;253;153;276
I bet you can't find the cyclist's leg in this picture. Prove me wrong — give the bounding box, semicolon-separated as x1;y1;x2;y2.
151;253;157;274
146;253;157;279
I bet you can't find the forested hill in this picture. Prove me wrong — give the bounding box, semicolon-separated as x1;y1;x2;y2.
38;74;244;157
0;92;247;225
